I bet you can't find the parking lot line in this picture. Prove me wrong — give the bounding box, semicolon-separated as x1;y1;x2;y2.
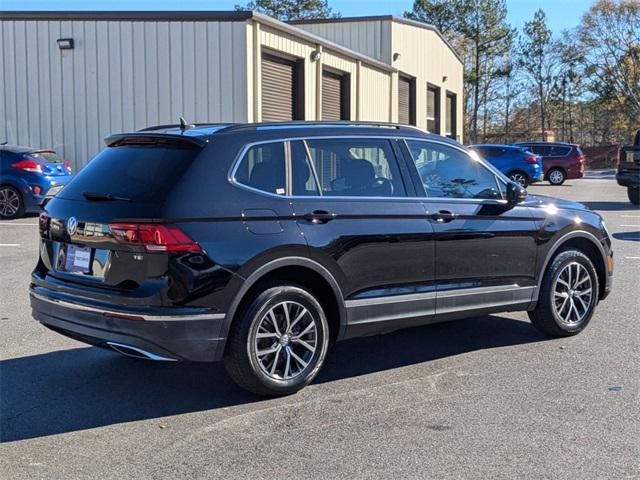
620;225;640;228
0;243;21;247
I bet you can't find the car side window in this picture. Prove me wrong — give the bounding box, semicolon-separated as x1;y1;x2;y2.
234;142;286;195
406;140;503;200
550;146;571;157
303;138;406;197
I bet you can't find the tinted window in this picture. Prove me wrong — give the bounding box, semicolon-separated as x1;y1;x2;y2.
527;145;550;156
235;142;286;195
29;151;63;164
472;146;503;159
291;141;319;196
406;140;502;200
304;138;406;197
549;146;571;157
59;146;198;202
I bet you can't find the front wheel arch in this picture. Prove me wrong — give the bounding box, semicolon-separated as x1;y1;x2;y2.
536;232;608;304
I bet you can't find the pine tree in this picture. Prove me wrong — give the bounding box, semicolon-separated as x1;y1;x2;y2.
236;0;339;21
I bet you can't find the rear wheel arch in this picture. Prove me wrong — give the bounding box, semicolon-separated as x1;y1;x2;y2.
537;231;608;301
222;258;346;353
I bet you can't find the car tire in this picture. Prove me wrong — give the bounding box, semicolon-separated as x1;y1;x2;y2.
547;168;566;185
528;250;599;337
508;170;529;188
224;284;330;396
0;185;25;220
628;186;640;205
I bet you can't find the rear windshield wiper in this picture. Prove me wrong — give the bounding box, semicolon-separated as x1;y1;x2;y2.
82;191;132;202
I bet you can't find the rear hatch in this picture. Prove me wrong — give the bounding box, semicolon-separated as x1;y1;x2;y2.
34;135;204;307
619;144;640;174
27;150;73;177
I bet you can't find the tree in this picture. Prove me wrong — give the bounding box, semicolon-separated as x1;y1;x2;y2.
235;0;339;21
405;0;513;143
577;0;640;118
518;9;553;141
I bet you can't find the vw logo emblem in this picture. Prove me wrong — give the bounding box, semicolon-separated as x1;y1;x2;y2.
67;216;78;236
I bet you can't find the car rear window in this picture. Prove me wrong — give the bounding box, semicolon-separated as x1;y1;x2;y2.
29;151;63;164
58;146;199;202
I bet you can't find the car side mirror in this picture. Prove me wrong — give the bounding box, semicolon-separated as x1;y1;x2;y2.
506;181;527;206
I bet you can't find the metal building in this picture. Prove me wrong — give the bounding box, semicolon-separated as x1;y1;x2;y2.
0;11;463;170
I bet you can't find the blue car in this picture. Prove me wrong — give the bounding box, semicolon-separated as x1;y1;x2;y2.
468;144;543;187
0;145;73;219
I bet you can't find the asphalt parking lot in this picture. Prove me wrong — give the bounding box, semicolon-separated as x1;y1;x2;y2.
1;173;639;479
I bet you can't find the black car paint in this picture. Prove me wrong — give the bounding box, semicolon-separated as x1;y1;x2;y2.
31;124;613;362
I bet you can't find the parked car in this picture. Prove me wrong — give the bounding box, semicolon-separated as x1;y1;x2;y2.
0;145;73;219
616;130;640;205
468;144;543;187
31;122;613;396
514;141;585;185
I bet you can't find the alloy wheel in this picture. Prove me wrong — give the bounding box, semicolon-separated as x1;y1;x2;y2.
510;172;527;187
549;170;564;185
552;262;593;326
253;301;318;380
0;187;21;218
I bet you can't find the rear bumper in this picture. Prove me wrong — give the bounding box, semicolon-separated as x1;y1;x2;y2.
616;171;639;188
30;288;227;362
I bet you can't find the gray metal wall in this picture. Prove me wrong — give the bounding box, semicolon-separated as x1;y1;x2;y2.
0;20;248;169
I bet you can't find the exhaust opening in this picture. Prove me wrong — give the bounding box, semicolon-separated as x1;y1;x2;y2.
107;342;177;361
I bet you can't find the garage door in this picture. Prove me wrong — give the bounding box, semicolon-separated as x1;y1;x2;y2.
322;70;348;120
262;54;300;122
398;76;414;125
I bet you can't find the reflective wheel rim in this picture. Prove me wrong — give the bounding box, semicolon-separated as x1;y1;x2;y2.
549;171;564;184
0;187;20;218
253;301;318;380
553;262;593;326
510;173;527;187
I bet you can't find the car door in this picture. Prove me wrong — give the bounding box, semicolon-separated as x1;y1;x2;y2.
402;139;539;320
289;136;436;338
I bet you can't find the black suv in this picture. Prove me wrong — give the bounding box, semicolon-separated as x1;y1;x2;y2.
32;122;613;396
616;129;640;205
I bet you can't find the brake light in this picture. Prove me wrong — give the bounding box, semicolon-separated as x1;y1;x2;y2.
524;156;539;164
108;223;201;253
577;154;586;163
12;160;42;173
64;159;72;173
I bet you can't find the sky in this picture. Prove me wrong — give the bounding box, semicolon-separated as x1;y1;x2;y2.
2;0;593;35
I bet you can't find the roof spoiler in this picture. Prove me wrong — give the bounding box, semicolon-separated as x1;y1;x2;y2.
104;133;206;148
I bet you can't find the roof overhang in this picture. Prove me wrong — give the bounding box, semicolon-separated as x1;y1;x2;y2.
0;10;396;73
290;15;464;65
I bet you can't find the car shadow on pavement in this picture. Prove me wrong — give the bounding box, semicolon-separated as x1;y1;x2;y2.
613;231;640;242
1;315;547;443
581;201;638;211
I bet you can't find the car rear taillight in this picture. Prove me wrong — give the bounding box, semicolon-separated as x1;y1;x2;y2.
577;154;586;162
11;160;42;173
64;159;72;173
524;156;538;164
108;223;202;253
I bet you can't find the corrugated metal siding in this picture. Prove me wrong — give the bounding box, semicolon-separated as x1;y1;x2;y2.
0;20;249;169
391;22;464;140
358;65;391;121
294;21;391;63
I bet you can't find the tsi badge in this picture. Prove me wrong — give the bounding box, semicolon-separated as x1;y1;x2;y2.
67;216;78;236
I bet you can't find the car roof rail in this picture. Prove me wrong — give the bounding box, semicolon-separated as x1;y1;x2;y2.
138;122;236;132
217;120;426;134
